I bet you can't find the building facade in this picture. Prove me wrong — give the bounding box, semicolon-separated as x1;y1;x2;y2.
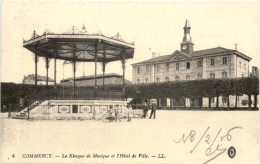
60;73;131;86
22;74;54;85
132;20;255;108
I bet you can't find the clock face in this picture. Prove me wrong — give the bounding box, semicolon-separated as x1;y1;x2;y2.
182;45;187;50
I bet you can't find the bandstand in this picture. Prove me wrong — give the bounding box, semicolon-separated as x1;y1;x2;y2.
14;28;135;120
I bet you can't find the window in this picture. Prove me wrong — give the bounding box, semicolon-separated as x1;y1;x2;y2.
197;74;202;79
186;62;190;69
239;62;241;69
244;64;246;71
176;63;179;70
198;61;202;67
146;65;149;73
157;65;160;72
156;77;160;82
137;67;140;74
210;73;215;79
210;59;214;66
165;77;169;82
145;78;149;83
186;75;190;80
137;79;140;83
223;57;227;65
222;71;227;78
166;63;169;71
175;76;180;81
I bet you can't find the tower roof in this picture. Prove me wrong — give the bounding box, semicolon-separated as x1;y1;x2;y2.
182;19;192;43
184;19;191;28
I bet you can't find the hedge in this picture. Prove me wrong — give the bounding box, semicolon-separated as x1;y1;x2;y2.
1;77;259;110
125;77;259;99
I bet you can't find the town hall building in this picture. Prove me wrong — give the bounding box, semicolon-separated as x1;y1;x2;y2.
132;20;253;108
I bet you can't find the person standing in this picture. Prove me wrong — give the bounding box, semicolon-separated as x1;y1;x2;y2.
126;104;133;122
142;101;148;118
149;101;156;119
115;104;121;122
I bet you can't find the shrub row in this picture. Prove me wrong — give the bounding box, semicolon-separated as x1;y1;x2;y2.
1;77;258;109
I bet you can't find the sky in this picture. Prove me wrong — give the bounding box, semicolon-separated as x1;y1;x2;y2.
1;1;259;83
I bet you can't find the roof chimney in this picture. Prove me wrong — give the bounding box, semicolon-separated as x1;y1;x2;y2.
235;44;238;50
152;52;160;58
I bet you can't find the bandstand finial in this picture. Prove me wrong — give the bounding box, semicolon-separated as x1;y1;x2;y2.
31;30;38;39
82;24;86;31
112;32;122;41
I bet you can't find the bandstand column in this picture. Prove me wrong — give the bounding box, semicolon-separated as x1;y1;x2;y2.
102;61;106;88
34;52;38;88
45;57;50;86
94;41;98;90
73;60;76;100
121;50;126;98
54;43;57;88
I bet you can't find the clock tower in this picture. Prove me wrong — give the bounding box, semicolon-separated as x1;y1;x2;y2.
180;19;194;54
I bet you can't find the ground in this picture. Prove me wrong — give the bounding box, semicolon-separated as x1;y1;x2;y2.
0;110;258;164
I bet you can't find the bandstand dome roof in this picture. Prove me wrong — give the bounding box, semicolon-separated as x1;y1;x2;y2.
23;31;135;62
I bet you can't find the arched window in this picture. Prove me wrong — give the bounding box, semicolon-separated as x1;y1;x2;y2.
222;71;227;78
175;76;180;81
156;77;160;82
186;75;190;80
210;73;215;79
165;77;169;82
197;74;202;79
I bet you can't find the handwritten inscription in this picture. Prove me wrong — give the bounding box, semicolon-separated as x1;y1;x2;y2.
173;126;242;164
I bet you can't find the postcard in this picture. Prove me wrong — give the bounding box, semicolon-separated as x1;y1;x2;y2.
1;1;259;164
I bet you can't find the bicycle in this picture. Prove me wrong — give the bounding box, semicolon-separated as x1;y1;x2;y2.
102;109;126;123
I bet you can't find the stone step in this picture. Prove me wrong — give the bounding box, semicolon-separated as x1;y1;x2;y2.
12;116;27;119
15;114;27;117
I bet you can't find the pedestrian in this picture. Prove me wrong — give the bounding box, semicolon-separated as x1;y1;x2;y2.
149;101;156;119
126;104;133;122
108;105;113;117
115;104;121;122
142;101;148;118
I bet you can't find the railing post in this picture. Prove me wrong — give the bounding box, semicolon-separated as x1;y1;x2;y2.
27;106;30;120
47;101;50;120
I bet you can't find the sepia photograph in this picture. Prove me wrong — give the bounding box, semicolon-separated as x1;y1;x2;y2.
1;1;259;164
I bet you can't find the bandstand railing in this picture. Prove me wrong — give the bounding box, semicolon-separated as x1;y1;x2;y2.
53;88;125;100
19;86;125;118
